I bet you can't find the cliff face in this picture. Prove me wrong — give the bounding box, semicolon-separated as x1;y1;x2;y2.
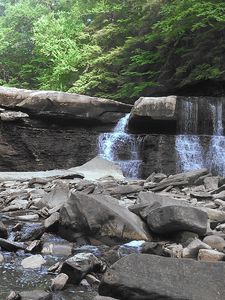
0;119;102;171
0;119;212;179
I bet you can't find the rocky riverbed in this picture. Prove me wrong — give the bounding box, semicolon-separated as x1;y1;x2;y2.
1;157;225;299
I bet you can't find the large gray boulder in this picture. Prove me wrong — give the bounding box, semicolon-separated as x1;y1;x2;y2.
59;191;150;243
129;191;189;220
147;205;208;235
128;96;177;132
99;254;225;300
0;87;131;124
130;96;177;120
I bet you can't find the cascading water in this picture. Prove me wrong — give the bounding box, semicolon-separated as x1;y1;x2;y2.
176;135;204;172
176;100;204;172
98;114;141;178
207;100;225;176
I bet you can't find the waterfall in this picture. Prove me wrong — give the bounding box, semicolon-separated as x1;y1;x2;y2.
176;135;204;172
207;100;225;176
176;100;204;172
98;114;141;178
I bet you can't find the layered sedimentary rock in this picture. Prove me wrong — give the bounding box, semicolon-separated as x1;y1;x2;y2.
0;87;132;124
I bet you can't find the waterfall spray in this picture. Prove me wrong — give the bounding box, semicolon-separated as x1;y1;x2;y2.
98;114;141;178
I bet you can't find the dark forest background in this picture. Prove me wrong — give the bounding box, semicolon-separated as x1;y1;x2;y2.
0;0;225;103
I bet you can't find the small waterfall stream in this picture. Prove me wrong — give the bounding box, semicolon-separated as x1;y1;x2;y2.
176;100;204;172
207;100;225;176
176;98;225;176
98;114;141;178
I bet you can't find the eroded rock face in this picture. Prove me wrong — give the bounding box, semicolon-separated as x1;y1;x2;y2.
99;254;225;300
59;191;150;243
0;87;132;124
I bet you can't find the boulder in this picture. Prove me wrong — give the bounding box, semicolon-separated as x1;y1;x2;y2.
18;223;45;242
21;255;46;269
0;221;7;238
44;212;60;231
130;191;190;220
38;182;69;210
147;205;208;235
128;96;177;133
198;249;225;262
200;208;225;223
182;239;211;258
25;240;42;253
204;176;219;191
203;235;225;251
0;238;25;252
141;242;165;256
0;87;131;124
99;253;225;300
7;291;21;300
19;290;51;300
61;253;102;284
51;273;69;291
59;191;149;243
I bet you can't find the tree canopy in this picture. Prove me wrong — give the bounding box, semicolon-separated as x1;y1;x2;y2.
0;0;225;103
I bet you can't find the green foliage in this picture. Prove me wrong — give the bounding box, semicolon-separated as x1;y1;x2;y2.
0;0;225;102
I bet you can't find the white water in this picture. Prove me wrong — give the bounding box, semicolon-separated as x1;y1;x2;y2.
98;114;141;178
176;100;204;172
176;99;225;176
176;135;204;172
207;100;225;176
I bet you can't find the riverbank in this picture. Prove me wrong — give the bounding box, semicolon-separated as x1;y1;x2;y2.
1;158;225;299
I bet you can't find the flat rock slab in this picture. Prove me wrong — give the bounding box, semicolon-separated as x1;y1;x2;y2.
147;205;208;235
99;253;225;300
0;156;124;181
0;86;131;124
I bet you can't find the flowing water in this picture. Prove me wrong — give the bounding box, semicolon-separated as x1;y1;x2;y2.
98;99;225;178
176;100;204;172
176;135;204;172
206;100;225;176
98;114;141;178
176;99;225;176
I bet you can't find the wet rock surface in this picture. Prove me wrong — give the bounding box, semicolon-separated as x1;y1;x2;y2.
99;254;225;300
1;162;225;299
